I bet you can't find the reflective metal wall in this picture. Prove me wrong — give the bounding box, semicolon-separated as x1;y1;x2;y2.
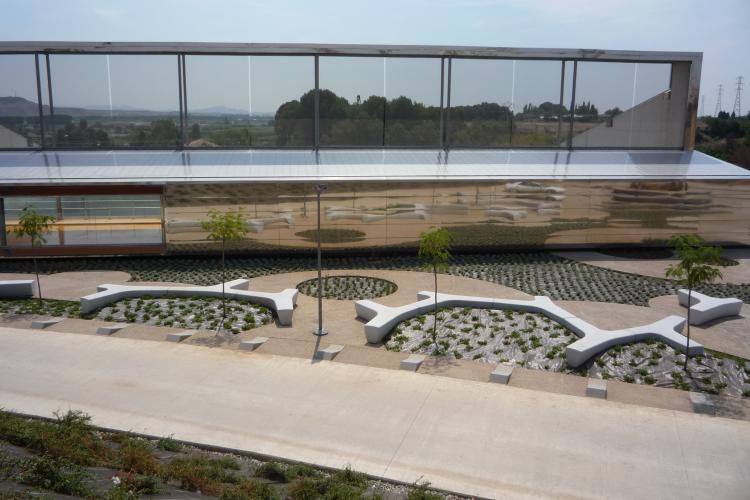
164;179;750;253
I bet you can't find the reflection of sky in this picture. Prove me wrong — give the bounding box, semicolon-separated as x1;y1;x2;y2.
1;53;670;115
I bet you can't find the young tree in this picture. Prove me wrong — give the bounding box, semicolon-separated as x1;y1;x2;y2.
418;227;453;351
201;208;248;321
13;207;56;305
665;234;724;371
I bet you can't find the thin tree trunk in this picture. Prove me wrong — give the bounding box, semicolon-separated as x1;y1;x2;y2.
433;265;438;348
221;238;226;320
34;256;42;306
684;287;691;371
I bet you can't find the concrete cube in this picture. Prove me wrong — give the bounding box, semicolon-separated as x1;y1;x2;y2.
31;319;62;329
586;378;607;399
0;280;34;298
166;330;195;342
316;344;344;361
490;364;514;384
239;337;269;351
400;354;425;371
96;323;128;336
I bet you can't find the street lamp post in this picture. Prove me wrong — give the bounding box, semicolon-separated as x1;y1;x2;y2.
313;184;328;336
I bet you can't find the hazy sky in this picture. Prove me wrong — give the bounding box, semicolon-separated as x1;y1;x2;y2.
0;0;747;115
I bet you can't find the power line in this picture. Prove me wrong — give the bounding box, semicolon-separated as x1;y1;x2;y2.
733;76;744;116
714;84;723;116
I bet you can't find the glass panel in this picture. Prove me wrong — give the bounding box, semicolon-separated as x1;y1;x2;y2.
449;58;513;147
185;56;251;147
384;58;441;146
319;56;385;146
571;62;673;148
4;196;60;246
252;56;314;147
50;55;179;148
0;55;41;148
513;60;570;147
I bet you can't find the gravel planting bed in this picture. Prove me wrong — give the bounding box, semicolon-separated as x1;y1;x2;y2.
2;252;749;306
297;275;397;300
95;297;273;334
0;298;82;318
386;307;750;397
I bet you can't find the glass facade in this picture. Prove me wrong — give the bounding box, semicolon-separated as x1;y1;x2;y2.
0;46;697;151
3;194;163;248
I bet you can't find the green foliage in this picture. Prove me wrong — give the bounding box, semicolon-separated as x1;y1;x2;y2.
201;208;248;245
665;234;724;289
418;227;453;274
16;455;92;497
13;207;56;247
165;455;240;496
118;438;160;475
221;479;280;500
0;410;109;466
255;461;289;482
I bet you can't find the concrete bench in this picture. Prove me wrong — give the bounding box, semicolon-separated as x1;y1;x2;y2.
31;318;62;329
586;378;607;399
239;337;269;351
0;280;35;298
166;330;195;342
400;354;425;371
677;289;742;325
96;323;129;336
355;291;702;367
80;279;298;326
315;344;344;361
490;364;514;384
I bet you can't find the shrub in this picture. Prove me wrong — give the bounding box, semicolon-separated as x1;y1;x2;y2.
156;435;182;452
118;438;160;475
624;375;635;383
165;455;240;496
16;455;92;497
221;479;279;500
255;461;288;482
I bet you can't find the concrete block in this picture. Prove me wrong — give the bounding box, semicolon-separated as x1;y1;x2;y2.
678;289;742;325
400;354;426;371
0;280;34;298
166;330;196;342
586;378;608;399
96;323;129;336
490;364;514;384
689;391;716;415
316;344;344;361
239;337;269;351
31;319;62;329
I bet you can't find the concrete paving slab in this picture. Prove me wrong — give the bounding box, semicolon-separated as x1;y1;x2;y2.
2;327;749;499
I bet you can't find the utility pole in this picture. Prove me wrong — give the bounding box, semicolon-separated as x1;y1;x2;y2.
714;84;723;116
732;76;744;117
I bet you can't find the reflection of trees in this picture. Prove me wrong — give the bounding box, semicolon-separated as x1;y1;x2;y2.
55;118;111;147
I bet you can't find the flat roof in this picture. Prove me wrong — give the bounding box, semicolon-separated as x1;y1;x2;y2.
0;42;701;63
0;150;746;185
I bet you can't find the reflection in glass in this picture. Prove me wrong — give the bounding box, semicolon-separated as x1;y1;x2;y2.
0;55;41;148
384;58;442;146
571;62;673;147
319;57;385;146
512;60;570;146
185;55;314;147
49;55;179;148
449;58;514;147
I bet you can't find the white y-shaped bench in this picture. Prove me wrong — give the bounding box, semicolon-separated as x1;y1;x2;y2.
677;289;742;325
355;291;701;367
80;278;298;326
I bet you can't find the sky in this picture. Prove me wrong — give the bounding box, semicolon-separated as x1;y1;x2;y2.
0;0;748;116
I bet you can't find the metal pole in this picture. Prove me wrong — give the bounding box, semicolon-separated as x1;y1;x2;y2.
180;54;188;147
314;56;320;149
177;55;184;147
313;184;328;336
439;57;445;149
34;54;46;148
445;57;452;150
567;61;578;149
556;60;566;145
45;54;55;146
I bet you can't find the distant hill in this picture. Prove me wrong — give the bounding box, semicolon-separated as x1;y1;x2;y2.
0;96;177;117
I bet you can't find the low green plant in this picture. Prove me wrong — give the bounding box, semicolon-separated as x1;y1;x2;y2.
16;455;92;497
255;461;288;482
118;438;160;475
